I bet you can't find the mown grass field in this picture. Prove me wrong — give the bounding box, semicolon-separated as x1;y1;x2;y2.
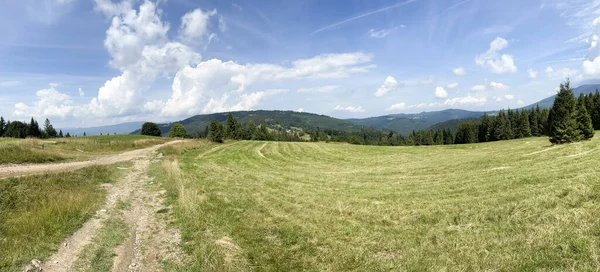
155;133;600;271
0;163;129;271
0;135;169;164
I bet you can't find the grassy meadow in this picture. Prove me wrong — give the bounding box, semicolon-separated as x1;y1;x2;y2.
0;163;129;271
154;133;600;271
0;135;169;164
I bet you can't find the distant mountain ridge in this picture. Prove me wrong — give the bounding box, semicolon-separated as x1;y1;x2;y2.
61;121;146;136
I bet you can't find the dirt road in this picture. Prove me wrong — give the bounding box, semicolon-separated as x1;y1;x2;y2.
9;141;187;272
0;141;183;179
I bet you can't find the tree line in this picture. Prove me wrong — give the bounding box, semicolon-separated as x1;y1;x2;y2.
0;117;78;138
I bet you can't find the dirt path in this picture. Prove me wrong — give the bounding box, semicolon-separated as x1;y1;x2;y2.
0;141;183;179
40;142;186;272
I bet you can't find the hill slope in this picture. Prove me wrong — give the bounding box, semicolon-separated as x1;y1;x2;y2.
347;109;485;135
61;121;146;136
523;84;600;109
137;110;367;136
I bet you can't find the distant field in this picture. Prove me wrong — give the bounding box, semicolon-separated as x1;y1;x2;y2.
0;135;169;164
156;133;600;271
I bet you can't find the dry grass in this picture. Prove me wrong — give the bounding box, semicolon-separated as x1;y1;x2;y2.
0;164;125;272
0;135;170;164
153;133;600;271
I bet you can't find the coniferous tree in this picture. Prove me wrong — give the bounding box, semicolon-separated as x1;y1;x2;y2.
0;116;5;137
65;132;72;138
517;110;531;138
548;80;579;144
576;93;594;140
492;110;513;141
59;130;64;138
246;121;257;140
207;119;224;143
529;108;540;136
27;117;42;138
479;113;492;142
592;90;600;130
224;113;237;139
443;128;454;145
43;118;58;138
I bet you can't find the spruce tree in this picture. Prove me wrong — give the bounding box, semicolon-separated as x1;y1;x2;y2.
529;109;540;136
548;80;579;144
576;93;594;140
517;110;531;138
59;130;64;138
224;113;237;139
207;119;224;143
592;90;600;130
43;118;58;138
246;121;257;140
479;113;492;142
492;110;513;141
0;116;5;137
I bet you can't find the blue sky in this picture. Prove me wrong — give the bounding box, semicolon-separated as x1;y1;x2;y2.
1;0;600;127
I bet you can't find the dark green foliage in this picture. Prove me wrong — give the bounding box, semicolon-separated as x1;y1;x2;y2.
246;121;257;140
59;130;64;138
515;110;531;139
5;121;28;138
592;90;600;130
27;118;42;138
492;110;513;141
65;132;72;138
454;122;479;144
43;119;58;138
207;119;224;143
576;93;594;140
168;123;187;138
224;113;243;140
548;80;580;144
0;117;5;137
141;122;162;137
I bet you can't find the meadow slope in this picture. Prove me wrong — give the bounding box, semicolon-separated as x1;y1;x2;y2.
157;134;600;271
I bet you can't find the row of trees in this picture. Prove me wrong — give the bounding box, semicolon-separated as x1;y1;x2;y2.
205;113;304;143
0;117;74;138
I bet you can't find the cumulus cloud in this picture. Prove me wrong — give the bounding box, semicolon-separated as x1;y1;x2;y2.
446;82;459;89
490;81;509;90
297;86;339;93
14;84;76;119
453;67;466;76
545;66;554;74
375;76;402;97
434;86;448;98
179;8;217;44
161;53;374;116
517;100;525;105
471;85;487;91
334;105;365;113
527;69;537;79
475;37;517;74
504;94;515;100
297;108;304;112
386;103;406;111
583;16;600;75
78;88;84;96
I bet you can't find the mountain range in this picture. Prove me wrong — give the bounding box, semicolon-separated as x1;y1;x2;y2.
60;84;600;136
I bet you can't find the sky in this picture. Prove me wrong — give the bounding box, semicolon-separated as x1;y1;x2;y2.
1;0;600;127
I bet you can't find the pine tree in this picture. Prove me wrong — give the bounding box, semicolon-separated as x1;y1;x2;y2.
65;132;72;138
43;118;58;138
207;119;224;143
576;93;594;140
246;121;257;140
492;110;513;141
224;113;238;139
529;108;540;136
443;128;454;145
27;117;42;138
548;80;579;144
59;130;64;138
83;132;86;137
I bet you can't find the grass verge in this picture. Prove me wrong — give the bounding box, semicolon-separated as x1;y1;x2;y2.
0;165;120;271
73;217;129;272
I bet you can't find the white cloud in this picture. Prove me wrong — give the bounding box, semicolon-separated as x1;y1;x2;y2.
179;8;217;44
78;88;84;97
490;81;509;90
583;17;600;76
419;75;435;85
443;95;487;106
334;105;365;113
368;26;404;38
475;37;517;74
446;82;459;89
434;86;448;98
471;85;487;91
218;16;227;32
453;67;466;76
297;86;339;93
527;69;537;79
0;81;20;87
386;103;407;111
545;66;554;74
297;108;304;113
375;76;402;97
517;100;525;105
14;84;76;119
161;53;374;117
504;94;515;100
